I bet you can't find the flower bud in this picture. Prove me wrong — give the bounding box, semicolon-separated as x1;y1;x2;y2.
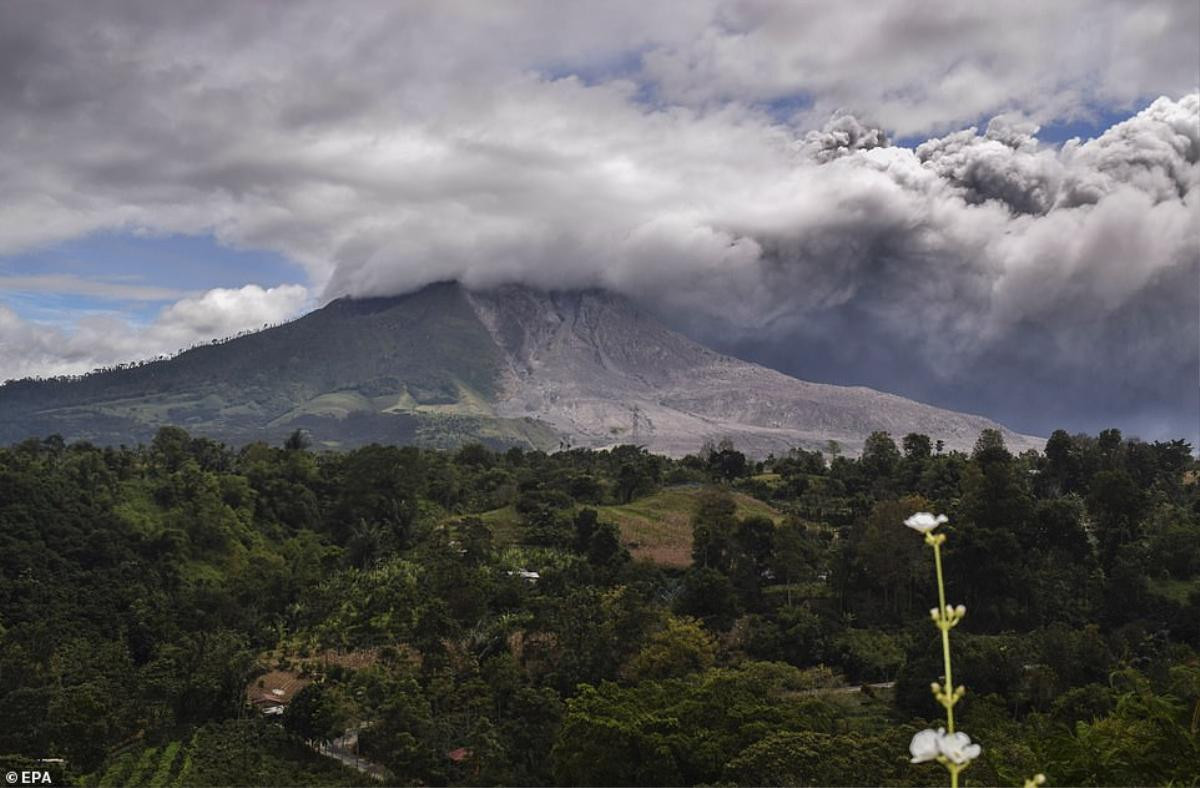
954;604;966;618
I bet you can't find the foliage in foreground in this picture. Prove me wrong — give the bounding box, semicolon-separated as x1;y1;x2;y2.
0;426;1196;785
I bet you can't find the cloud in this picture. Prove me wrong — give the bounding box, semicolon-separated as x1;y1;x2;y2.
0;274;191;301
0;1;1196;440
691;98;1199;441
640;0;1199;135
914;117;1061;215
0;284;309;380
802;113;891;163
1058;93;1200;207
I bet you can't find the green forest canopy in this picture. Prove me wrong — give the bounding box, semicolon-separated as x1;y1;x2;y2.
0;426;1196;785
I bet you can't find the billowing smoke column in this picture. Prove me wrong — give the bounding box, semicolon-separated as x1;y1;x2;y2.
688;97;1198;442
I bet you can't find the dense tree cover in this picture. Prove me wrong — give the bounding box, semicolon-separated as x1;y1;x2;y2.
0;426;1196;785
180;719;364;787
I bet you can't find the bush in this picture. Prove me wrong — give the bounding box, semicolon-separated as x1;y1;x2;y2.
1049;683;1116;725
829;628;909;682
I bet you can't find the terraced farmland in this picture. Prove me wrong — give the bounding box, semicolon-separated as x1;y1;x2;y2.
83;722;361;787
89;736;190;787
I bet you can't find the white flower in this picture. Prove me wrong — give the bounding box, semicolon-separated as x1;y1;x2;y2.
937;730;982;765
905;512;948;533
909;728;983;766
909;728;942;763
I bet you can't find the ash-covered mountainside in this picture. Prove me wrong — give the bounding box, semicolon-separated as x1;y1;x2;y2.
467;285;1042;455
0;282;1042;455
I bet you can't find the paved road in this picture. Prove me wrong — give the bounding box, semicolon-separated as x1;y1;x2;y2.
315;729;388;782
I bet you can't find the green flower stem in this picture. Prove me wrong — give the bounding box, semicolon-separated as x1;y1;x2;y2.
925;530;969;788
931;534;955;733
935;757;964;788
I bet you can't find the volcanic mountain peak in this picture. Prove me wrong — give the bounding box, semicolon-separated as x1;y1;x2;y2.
0;282;1042;455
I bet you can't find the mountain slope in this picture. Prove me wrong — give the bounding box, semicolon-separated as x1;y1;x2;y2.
0;282;1042;454
467;285;1042;455
0;283;555;449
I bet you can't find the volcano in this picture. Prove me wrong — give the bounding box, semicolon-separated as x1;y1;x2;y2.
0;282;1042;455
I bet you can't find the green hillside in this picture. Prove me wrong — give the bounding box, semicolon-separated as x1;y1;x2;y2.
600;486;783;566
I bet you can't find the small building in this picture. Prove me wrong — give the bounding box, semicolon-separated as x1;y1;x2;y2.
246;669;311;713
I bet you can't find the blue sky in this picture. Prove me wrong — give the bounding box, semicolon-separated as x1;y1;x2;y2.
0;232;305;326
892;104;1142;149
1034;105;1146;144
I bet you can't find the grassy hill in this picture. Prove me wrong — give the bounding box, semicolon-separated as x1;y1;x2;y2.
600;486;784;566
474;485;784;567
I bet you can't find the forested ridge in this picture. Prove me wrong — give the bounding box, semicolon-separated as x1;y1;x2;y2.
0;426;1197;786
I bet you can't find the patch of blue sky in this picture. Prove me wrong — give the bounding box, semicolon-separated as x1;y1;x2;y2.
1035;105;1141;144
0;231;305;325
892;102;1145;150
538;52;814;119
1;290;159;327
535;47;664;109
538;47;647;87
761;93;814;124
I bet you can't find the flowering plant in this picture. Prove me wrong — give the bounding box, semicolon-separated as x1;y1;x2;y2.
904;511;976;786
903;511;1044;788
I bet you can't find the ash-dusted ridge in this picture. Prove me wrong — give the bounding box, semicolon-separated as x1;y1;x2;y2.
465;285;1041;456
